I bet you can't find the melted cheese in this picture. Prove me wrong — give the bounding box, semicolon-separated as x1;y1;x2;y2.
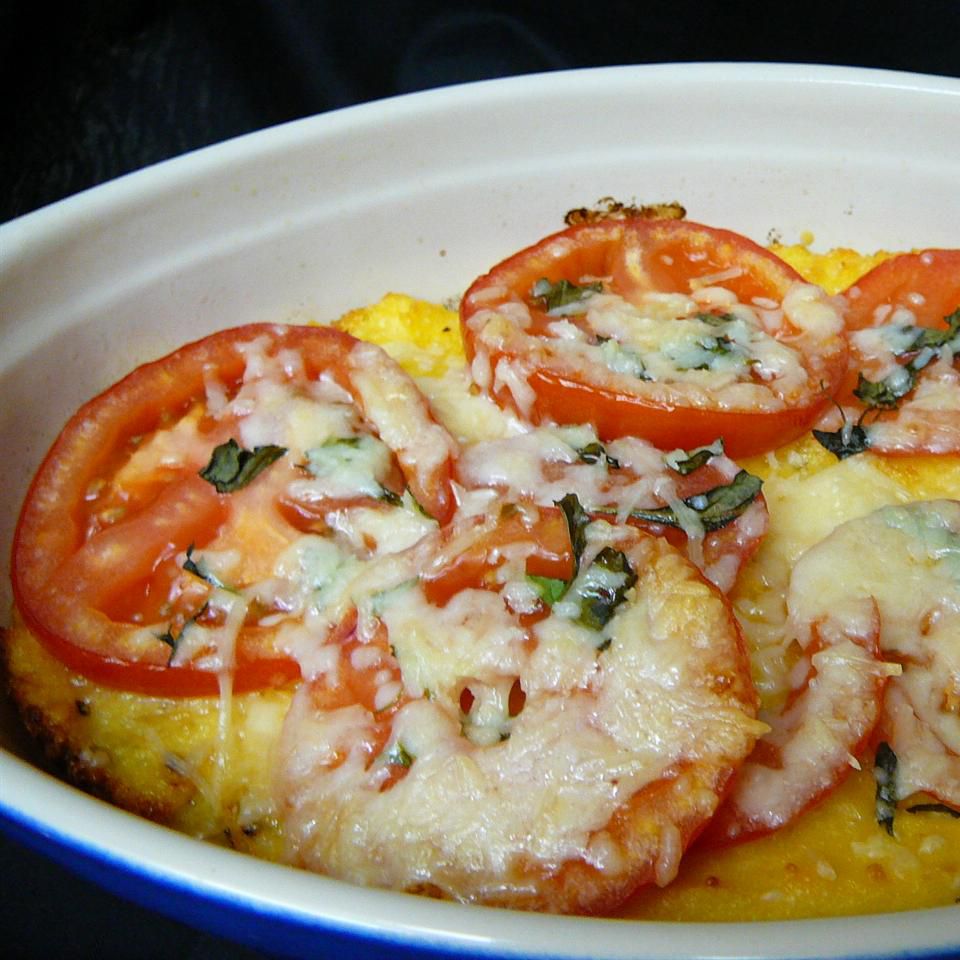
275;520;760;906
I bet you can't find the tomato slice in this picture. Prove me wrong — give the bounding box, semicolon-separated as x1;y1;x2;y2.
818;250;960;456
460;218;847;458
274;504;762;911
420;506;573;607
12;324;457;696
843;249;960;331
454;428;767;594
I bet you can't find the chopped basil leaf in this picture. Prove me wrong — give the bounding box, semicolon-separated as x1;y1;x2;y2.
901;307;960;352
531;277;602;315
156;602;209;665
597;339;650;380
906;802;960;819
577;441;620;469
812;423;871;460
695;311;738;327
699;334;736;359
366;577;418;618
556;492;590;576
670;334;750;373
527;574;568;606
573;547;637;632
663;438;725;475
183;545;226;588
854;368;918;410
404;486;434;519
620;469;762;533
852;308;960;415
199;439;286;493
874;741;899;836
379;487;403;506
382;741;414;768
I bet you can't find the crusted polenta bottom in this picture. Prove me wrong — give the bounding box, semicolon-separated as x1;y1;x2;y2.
4;611;291;862
5;242;960;919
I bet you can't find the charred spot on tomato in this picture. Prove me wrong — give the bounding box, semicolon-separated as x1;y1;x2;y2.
563;198;686;226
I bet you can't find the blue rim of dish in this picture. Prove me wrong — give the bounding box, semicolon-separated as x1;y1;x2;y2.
3;787;959;960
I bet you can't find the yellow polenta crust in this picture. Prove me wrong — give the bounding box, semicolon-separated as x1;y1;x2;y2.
5;241;959;920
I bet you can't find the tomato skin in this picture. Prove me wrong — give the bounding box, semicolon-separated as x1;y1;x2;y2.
843;250;960;331
12;324;456;696
526;364;825;455
701;614;887;848
420;508;573;607
461;218;847;458
825;250;960;455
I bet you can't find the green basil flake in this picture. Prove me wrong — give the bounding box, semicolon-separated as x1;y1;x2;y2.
854;368;918;411
556;492;590;576
695;311;737;327
663;438;725;476
905;802;960;819
577;441;620;469
901;307;960;353
183;544;226;588
404;486;434;519
702;334;735;356
531;277;602;315
574;547;637;632
156;602;208;665
874;741;899;836
382;741;414;768
527;574;568;606
812;423;871;460
852;309;960;414
199;439;287;493
624;469;762;533
378;486;403;506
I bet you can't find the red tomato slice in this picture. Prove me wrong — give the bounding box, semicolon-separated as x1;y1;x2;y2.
843;249;960;331
460;219;847;458
420;507;573;607
702;610;888;846
274;506;761;911
454;429;767;594
820;250;960;456
12;324;457;696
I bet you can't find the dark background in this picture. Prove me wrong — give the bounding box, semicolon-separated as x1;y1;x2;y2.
3;0;960;222
2;1;959;957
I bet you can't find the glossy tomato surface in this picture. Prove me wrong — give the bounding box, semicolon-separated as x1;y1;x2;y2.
461;218;848;457
12;324;456;696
